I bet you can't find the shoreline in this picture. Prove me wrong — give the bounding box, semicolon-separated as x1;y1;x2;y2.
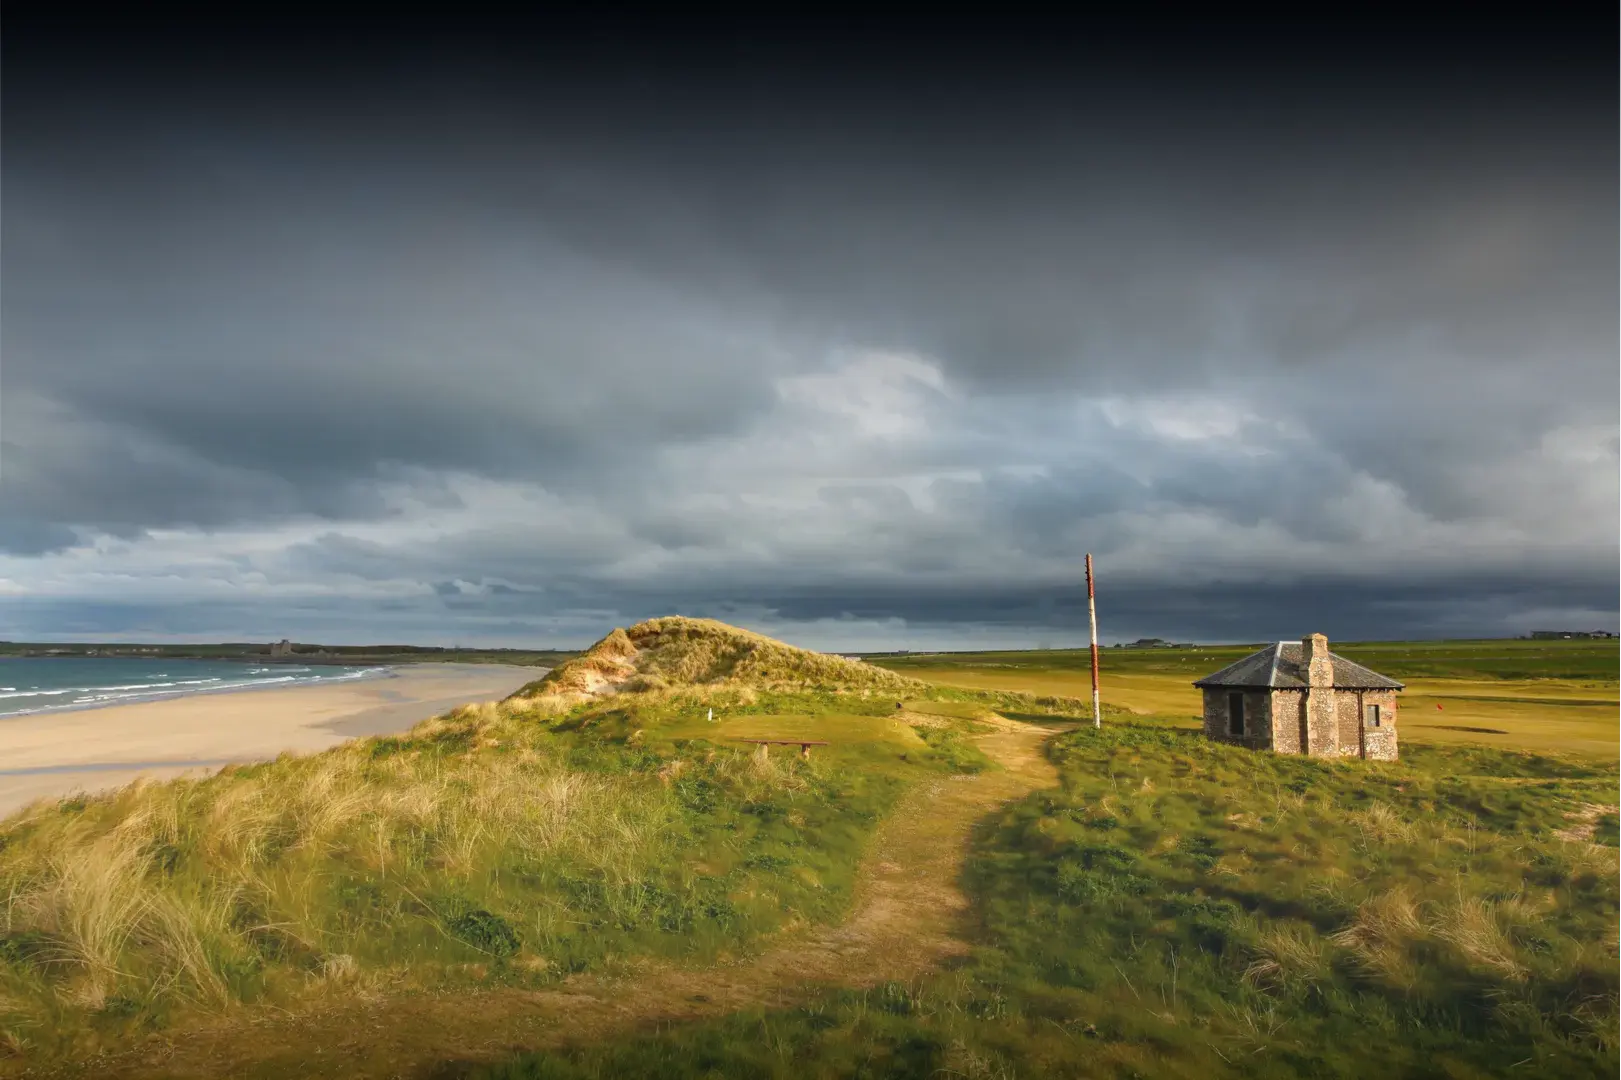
0;662;547;817
1;652;569;667
0;663;400;722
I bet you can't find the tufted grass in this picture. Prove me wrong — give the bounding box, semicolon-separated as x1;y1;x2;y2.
476;720;1619;1080
0;684;997;1061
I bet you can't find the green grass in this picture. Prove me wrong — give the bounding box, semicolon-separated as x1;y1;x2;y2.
1596;811;1620;848
473;722;1620;1080
1;616;1033;1063
519;618;930;702
528;684;1001;774
873;638;1620;759
8;621;1613;1075
872;638;1619;682
0;687;989;1061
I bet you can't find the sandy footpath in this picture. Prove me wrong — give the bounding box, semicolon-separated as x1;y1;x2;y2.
0;664;546;817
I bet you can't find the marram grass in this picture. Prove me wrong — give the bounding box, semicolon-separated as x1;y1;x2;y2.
0;683;989;1060
477;723;1619;1080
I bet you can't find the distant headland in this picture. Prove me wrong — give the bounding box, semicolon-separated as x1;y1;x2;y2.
0;640;579;667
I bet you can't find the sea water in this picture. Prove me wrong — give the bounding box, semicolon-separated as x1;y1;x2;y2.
0;657;392;719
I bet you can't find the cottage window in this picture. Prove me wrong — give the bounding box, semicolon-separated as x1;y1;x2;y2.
1227;692;1245;735
1365;703;1381;728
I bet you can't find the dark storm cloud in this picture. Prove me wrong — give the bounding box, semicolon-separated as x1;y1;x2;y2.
0;519;80;559
712;575;1616;644
1;10;1614;644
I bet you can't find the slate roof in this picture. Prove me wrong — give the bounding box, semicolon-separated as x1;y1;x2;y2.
1192;643;1404;690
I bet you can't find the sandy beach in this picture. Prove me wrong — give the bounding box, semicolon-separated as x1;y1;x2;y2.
0;663;546;817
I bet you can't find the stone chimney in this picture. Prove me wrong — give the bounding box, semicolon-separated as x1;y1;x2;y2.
1301;633;1336;755
1303;633;1332;689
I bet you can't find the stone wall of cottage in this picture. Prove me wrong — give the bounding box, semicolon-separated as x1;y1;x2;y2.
1331;691;1359;756
1270;689;1305;753
1314;688;1401;760
1303;688;1338;756
1322;688;1400;760
1201;688;1272;750
1360;688;1400;761
1199;675;1399;762
1334;692;1362;756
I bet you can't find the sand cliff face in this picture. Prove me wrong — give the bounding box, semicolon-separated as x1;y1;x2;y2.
511;617;924;704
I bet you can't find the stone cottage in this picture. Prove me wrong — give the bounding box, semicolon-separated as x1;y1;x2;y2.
1192;633;1403;761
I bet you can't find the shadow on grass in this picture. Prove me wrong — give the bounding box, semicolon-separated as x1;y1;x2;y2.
996;710;1087;728
1000;710;1201;733
453;721;1620;1080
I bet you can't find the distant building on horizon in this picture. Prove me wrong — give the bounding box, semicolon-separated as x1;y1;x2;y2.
1527;630;1616;640
1192;633;1403;761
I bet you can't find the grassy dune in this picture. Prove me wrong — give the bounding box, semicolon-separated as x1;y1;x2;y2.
5;625;1613;1076
518;616;928;703
0;620;1071;1065
465;638;1618;1079
475;723;1621;1079
0;698;905;1058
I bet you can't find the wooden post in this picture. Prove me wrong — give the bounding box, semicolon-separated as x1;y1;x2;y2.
1086;552;1101;728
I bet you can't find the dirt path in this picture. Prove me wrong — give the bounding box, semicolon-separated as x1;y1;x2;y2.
35;716;1064;1080
1554;802;1620;844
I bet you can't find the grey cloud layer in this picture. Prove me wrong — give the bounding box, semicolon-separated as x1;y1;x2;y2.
1;79;1615;644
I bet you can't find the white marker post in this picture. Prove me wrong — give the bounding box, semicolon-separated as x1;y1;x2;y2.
1086;552;1101;728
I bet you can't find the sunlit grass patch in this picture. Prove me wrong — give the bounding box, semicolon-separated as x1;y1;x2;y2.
877;637;1619;757
0;677;1003;1059
476;718;1618;1078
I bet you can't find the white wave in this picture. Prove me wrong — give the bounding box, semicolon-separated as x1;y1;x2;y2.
0;663;394;718
52;678;223;693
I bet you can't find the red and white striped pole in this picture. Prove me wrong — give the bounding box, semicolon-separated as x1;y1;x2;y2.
1086;552;1101;728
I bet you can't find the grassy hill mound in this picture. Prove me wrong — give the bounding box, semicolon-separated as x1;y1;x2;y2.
475;725;1621;1080
512;617;927;703
0;619;1091;1067
6;616;1613;1076
0;619;1026;1064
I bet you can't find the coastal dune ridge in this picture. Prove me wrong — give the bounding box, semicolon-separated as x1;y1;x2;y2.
0;662;547;816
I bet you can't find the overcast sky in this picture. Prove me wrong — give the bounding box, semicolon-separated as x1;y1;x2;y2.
2;12;1616;650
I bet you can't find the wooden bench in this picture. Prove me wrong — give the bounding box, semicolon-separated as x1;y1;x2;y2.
733;738;830;760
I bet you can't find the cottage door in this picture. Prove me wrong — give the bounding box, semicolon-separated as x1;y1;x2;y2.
1297;694;1309;754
